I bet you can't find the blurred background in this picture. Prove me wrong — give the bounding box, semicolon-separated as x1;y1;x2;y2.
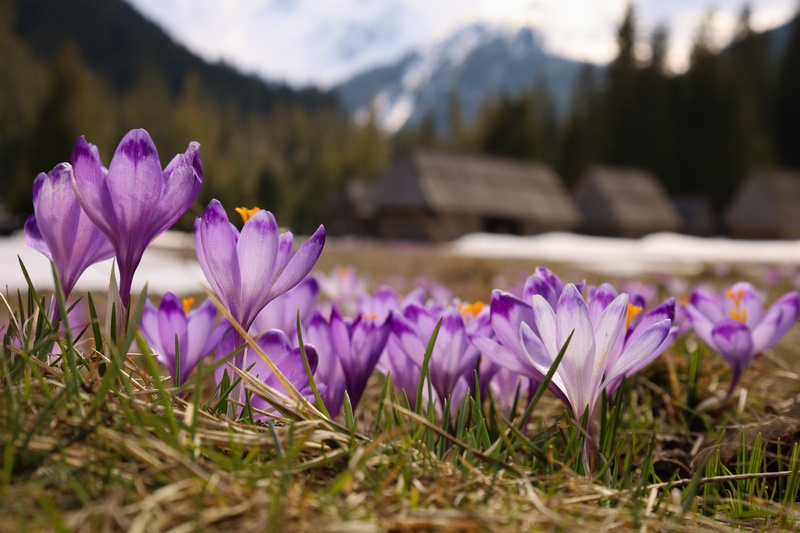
3;0;800;240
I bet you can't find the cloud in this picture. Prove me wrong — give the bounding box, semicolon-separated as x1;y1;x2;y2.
125;0;797;87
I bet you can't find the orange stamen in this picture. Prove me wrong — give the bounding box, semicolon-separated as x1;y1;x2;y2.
182;297;194;315
727;289;747;322
361;313;378;321
625;304;643;330
458;302;484;320
235;207;261;223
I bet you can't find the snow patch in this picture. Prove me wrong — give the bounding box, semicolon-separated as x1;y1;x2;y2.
450;232;800;276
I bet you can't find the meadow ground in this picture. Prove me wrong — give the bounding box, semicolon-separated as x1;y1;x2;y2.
3;235;800;532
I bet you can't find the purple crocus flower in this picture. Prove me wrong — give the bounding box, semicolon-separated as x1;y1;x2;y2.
520;284;672;425
71;129;202;307
685;282;799;394
304;305;391;417
140;293;228;385
24;162;114;300
469;267;584;393
195;199;325;334
218;328;319;420
388;302;482;408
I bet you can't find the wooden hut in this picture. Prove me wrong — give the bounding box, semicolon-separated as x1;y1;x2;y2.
573;166;682;237
724;169;800;239
364;150;582;241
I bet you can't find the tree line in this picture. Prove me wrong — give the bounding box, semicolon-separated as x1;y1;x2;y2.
399;5;800;214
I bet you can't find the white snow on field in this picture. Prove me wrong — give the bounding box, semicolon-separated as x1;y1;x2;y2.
3;230;800;297
0;231;207;297
450;232;800;276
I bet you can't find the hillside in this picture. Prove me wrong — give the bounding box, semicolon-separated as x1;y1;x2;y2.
11;0;335;116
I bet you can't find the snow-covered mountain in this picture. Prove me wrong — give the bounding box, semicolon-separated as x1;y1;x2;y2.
335;22;591;133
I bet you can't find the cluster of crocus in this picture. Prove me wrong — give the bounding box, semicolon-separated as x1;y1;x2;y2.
23;129;328;418
23;130;800;428
25;129;202;308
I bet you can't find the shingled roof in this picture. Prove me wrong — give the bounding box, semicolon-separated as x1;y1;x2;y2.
367;150;581;231
573;166;682;237
724;168;800;239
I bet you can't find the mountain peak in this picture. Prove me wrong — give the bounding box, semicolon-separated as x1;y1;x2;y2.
336;21;581;133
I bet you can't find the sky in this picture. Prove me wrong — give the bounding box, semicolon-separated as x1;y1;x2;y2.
125;0;797;88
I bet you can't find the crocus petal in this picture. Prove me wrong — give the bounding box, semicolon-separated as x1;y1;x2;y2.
752;292;800;353
263;345;318;394
157;292;188;354
684;303;720;353
329;305;353;369
358;285;401;320
587;283;619;326
107;130;161;215
185;298;226;377
251;276;320;335
554;284;596;415
148;142;203;236
523;267;564;308
390;310;427;366
430;307;473;398
236;209;279;326
605;318;672;384
530;294;558;357
469;332;538;377
711;319;754;390
491;290;536;355
140;299;172;372
71;137;116;238
267;225;326;299
306;310;346;417
23;215;50;259
690;288;725;322
590;292;628;388
270;232;294;284
520;322;565;393
729;282;763;329
195;200;242;319
627;299;675;347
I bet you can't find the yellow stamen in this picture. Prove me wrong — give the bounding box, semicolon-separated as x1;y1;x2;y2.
182;297;194;315
361;313;378;321
726;289;747;322
625;304;643;330
458;302;484;320
235;207;261;223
